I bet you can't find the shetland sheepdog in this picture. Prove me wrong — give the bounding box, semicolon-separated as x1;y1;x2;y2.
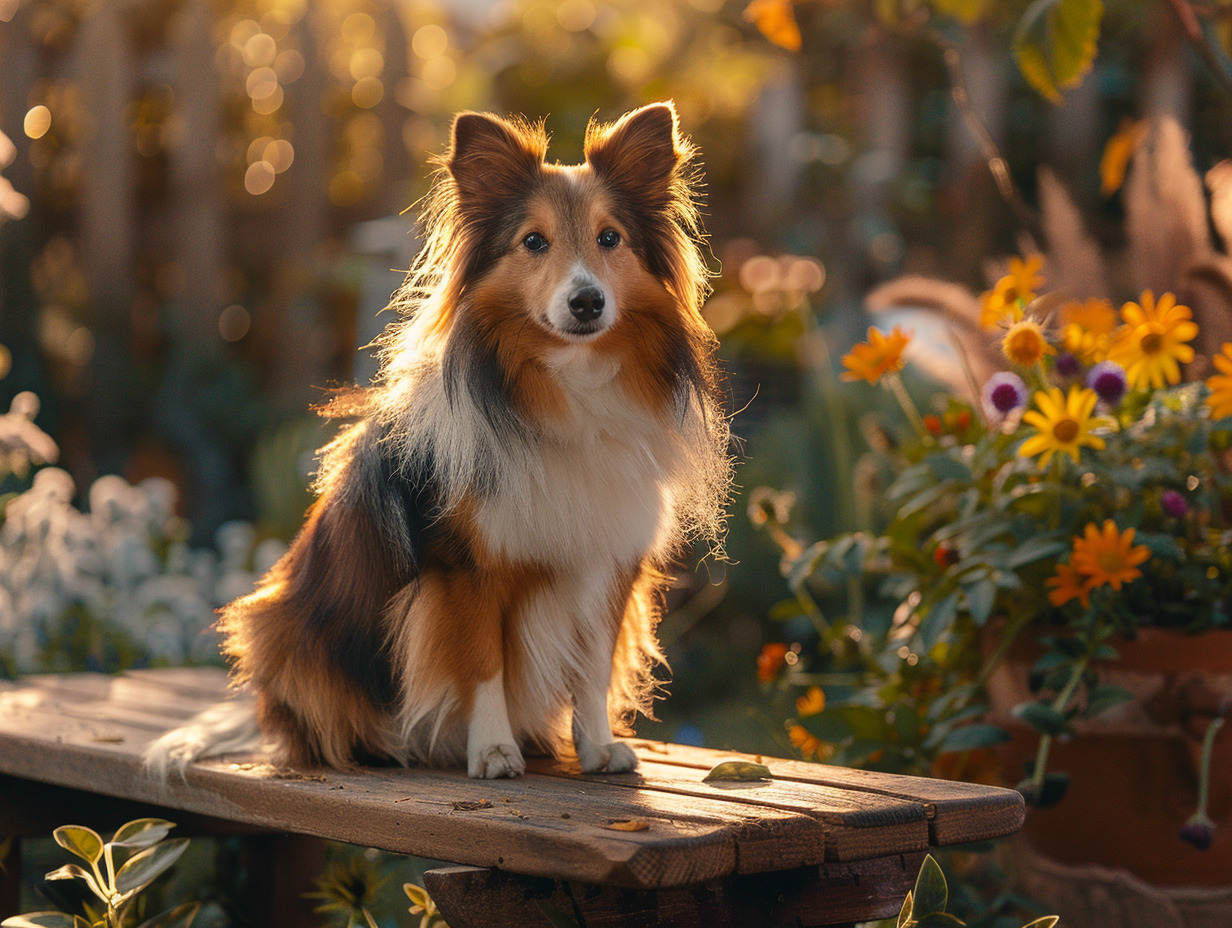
145;101;730;779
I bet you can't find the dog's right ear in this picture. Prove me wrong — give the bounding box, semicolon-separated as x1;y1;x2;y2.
447;113;546;209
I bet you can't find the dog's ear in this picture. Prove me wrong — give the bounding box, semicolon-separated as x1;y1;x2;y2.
448;113;545;208
584;102;691;201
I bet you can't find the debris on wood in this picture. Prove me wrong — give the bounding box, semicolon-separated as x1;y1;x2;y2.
702;761;773;783
605;820;649;832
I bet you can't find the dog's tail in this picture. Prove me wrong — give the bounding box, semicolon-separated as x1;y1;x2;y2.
143;696;263;781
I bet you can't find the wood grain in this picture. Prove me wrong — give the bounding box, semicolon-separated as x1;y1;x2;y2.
424;855;925;928
0;669;1023;894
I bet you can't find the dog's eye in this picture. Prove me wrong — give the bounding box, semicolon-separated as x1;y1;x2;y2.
522;232;549;253
597;229;621;249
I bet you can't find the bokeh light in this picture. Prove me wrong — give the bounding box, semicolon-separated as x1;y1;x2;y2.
24;105;52;140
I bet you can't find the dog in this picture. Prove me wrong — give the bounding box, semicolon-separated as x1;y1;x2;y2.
145;101;731;780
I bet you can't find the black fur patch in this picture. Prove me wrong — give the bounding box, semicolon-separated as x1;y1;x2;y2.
442;315;526;451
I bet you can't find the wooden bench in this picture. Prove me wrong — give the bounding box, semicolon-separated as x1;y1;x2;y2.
0;668;1025;927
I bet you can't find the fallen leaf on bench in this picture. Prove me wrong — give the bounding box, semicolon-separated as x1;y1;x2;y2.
450;799;493;812
605;819;649;831
702;761;773;783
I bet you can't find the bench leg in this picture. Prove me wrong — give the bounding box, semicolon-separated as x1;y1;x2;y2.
424;854;923;928
239;834;328;928
1;838;20;917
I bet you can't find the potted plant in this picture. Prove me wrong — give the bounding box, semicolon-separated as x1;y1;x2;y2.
751;120;1232;921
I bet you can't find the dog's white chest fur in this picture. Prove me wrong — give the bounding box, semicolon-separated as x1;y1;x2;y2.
473;346;674;567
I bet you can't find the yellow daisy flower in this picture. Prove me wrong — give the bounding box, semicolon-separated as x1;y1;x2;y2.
979;255;1044;330
1069;520;1150;591
1019;386;1109;468
787;723;831;761
1002;320;1056;367
1059;298;1118;364
795;686;825;717
1107;290;1199;390
1046;563;1093;609
840;325;911;385
1205;343;1232;420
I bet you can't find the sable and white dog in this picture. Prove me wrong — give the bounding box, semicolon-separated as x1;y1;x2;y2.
146;101;731;779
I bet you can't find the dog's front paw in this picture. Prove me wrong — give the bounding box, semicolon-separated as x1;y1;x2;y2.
468;743;526;779
578;740;639;774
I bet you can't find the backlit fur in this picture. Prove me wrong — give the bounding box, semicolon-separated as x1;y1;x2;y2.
149;102;731;778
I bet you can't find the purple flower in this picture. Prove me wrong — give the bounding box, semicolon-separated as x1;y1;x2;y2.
1087;361;1128;406
1181;813;1215;851
982;371;1029;419
1162;490;1189;519
1054;351;1082;380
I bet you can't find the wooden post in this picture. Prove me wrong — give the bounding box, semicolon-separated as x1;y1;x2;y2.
167;0;227;349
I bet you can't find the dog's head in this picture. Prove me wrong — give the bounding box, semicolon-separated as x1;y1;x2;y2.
434;102;705;343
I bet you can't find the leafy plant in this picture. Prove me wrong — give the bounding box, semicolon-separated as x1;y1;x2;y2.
1;819;197;928
895;855;1057;928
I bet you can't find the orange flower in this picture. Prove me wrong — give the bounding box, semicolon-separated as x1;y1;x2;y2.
1059;298;1118;364
979;255;1044;329
1046;563;1094;608
743;0;802;52
795;686;825;717
787;723;831;761
840;325;911;385
1069;520;1151;591
758;643;789;683
1206;343;1232;420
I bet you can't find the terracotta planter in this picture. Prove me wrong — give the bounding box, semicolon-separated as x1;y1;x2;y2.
987;628;1232;888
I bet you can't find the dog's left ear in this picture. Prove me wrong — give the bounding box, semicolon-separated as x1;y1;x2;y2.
584;102;692;202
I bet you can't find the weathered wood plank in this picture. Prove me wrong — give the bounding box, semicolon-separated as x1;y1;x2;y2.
0;694;823;888
625;740;1026;847
528;756;931;863
0;668;1023;895
423;854;924;928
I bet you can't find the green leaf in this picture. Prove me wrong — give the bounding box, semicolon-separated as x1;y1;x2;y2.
897;890;914;928
1011;702;1071;737
937;724;1012;754
917;591;959;653
1;916;90;928
1004;535;1067;569
912;855;948;917
43;865;105;900
925;453;973;483
1021;917;1060;928
134;903;200;928
963;579;997;626
114;839;190;895
1084;684;1134;718
702;761;773;782
1013;0;1104;103
533;901;581;928
52;827;104;866
914;914;966;928
1134;531;1184;560
111;819;175;850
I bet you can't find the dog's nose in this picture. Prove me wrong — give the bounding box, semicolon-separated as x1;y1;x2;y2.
568;287;605;323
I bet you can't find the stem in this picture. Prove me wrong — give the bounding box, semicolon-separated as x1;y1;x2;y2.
884;371;928;439
1196;716;1226;818
1030;650;1091;794
972;608;1035;692
1164;0;1232;98
923;28;1046;248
